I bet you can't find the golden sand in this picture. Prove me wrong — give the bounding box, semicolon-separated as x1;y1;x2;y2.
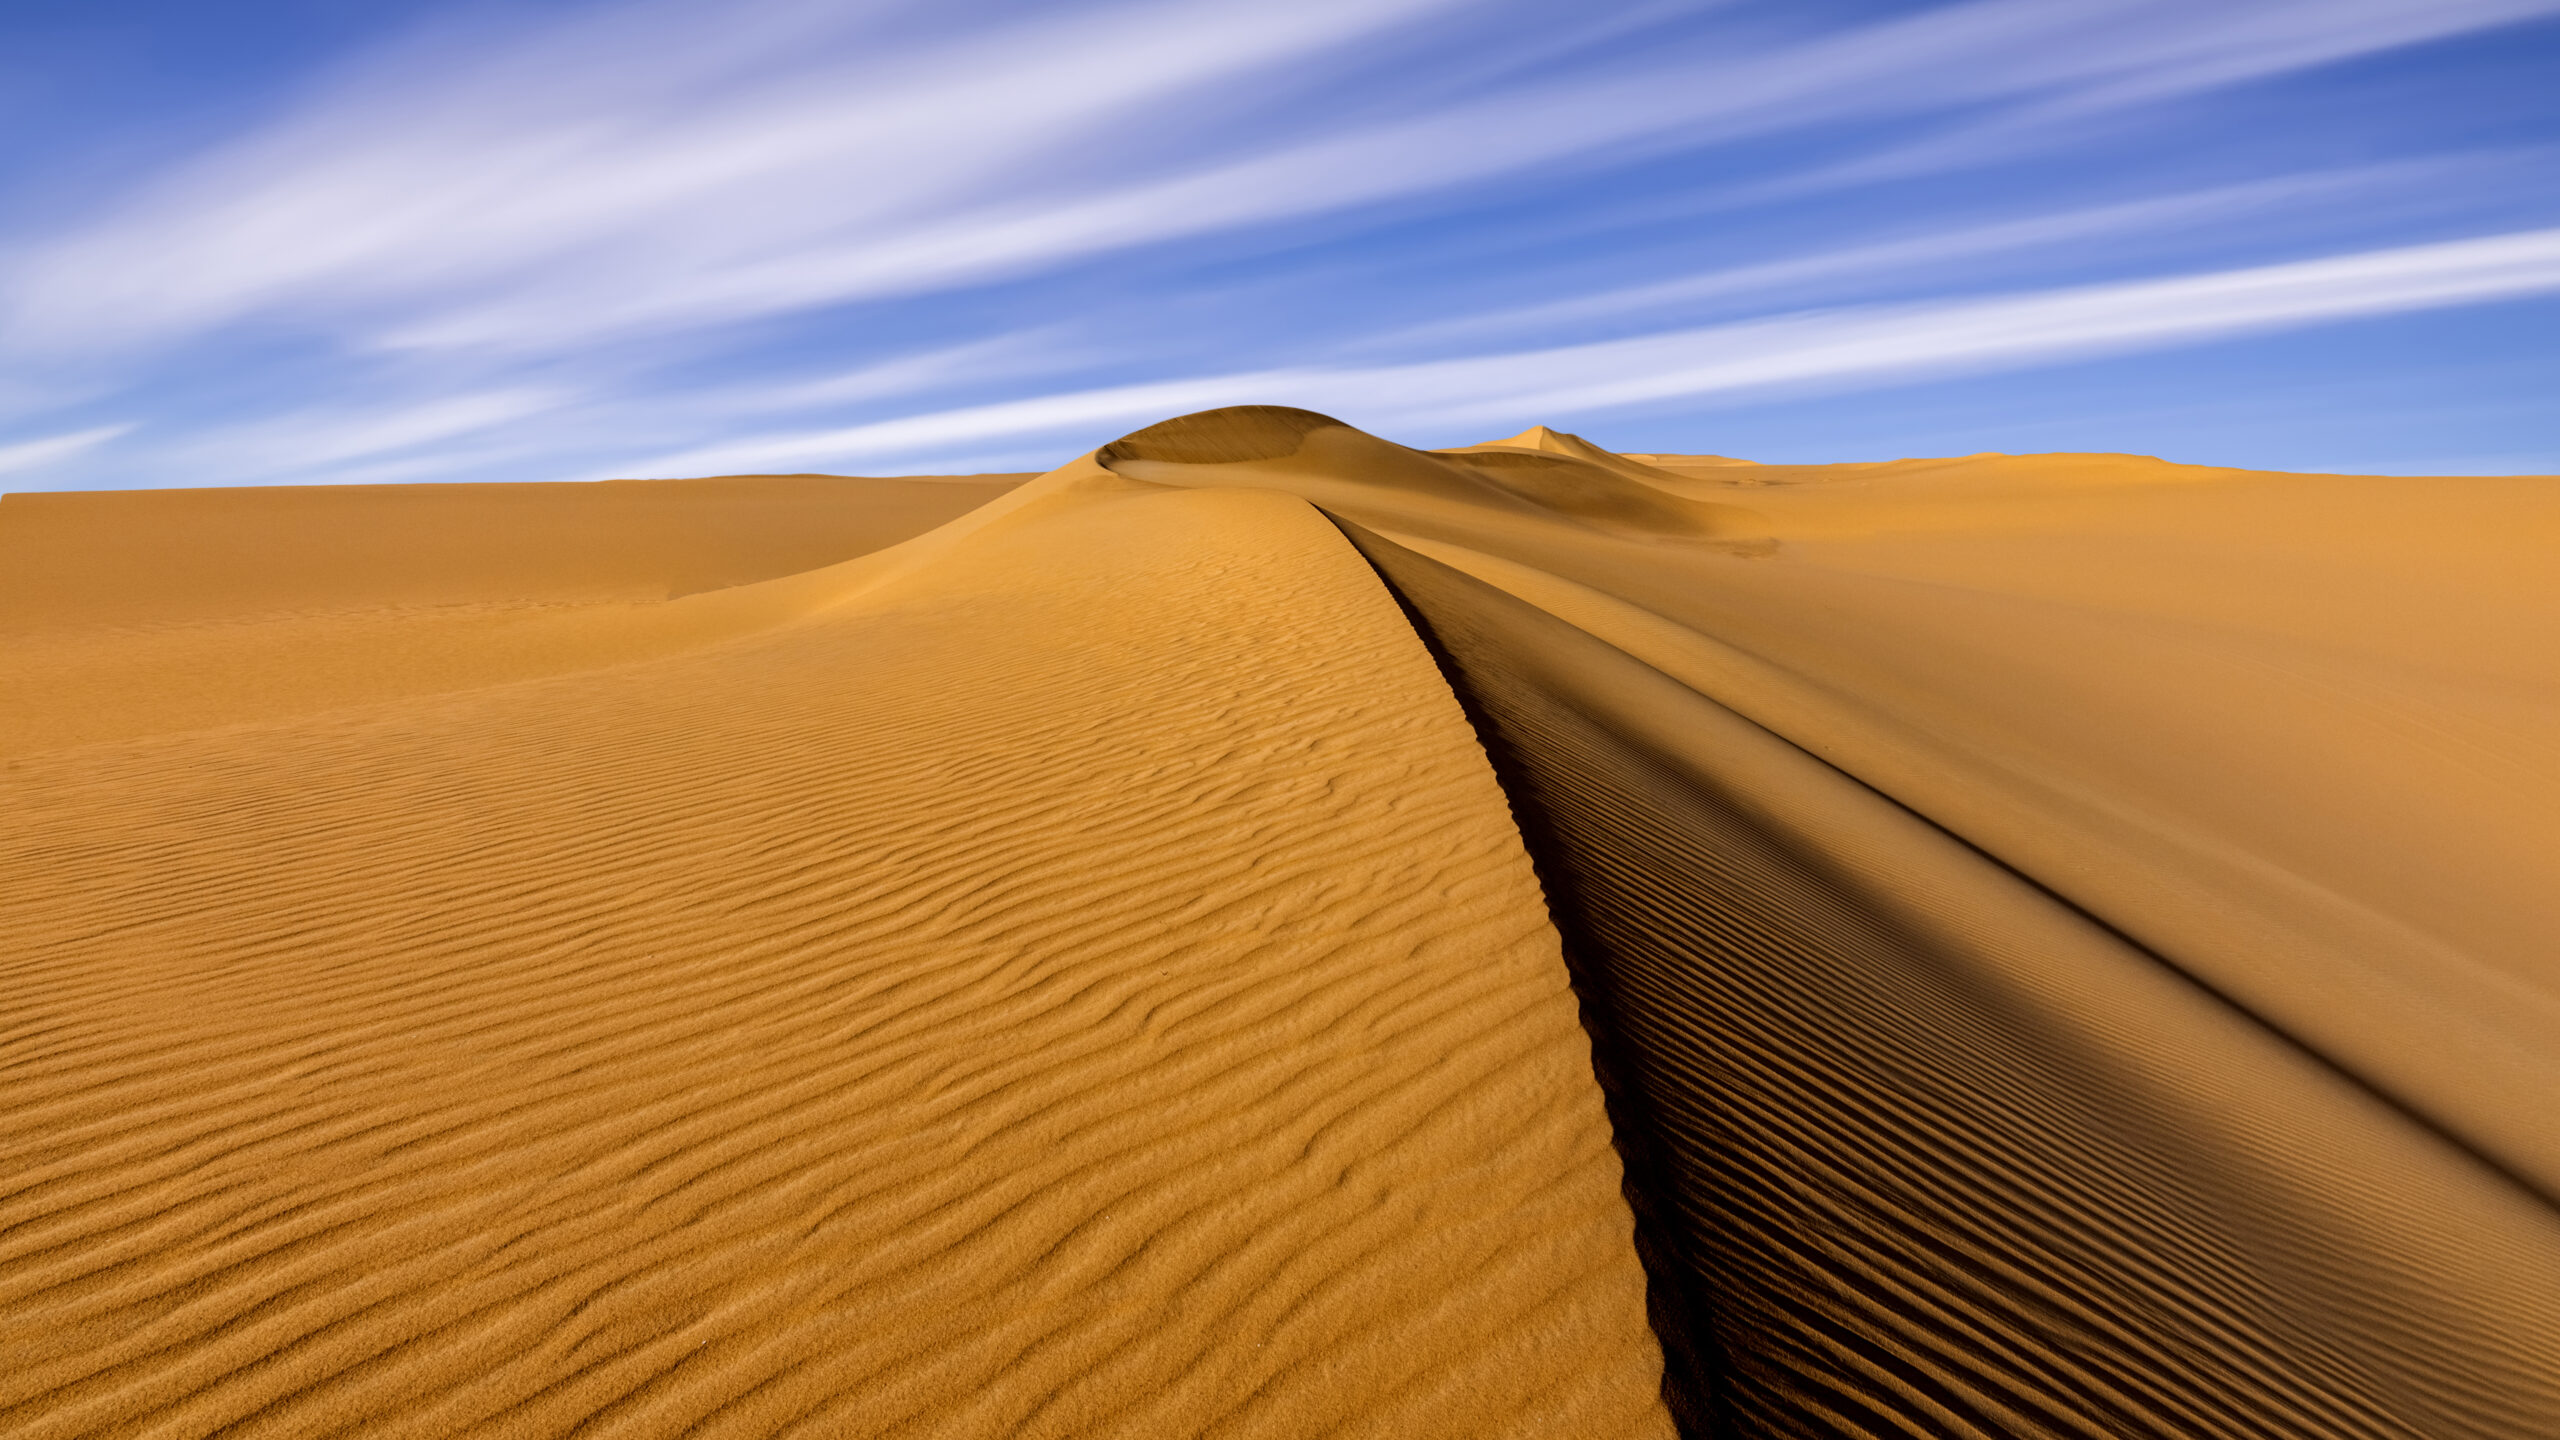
5;414;2556;1436
0;473;1029;755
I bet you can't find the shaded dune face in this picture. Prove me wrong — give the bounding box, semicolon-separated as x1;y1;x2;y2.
1098;405;1346;466
1105;405;1763;541
1101;406;2560;1437
1342;525;2560;1439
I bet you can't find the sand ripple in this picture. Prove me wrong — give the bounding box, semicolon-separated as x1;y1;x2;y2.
1344;519;2560;1438
0;474;1671;1438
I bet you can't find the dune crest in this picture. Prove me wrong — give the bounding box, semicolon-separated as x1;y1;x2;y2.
1102;406;1767;546
6;406;2556;1437
1445;424;1704;489
1095;405;2560;1435
0;461;1674;1437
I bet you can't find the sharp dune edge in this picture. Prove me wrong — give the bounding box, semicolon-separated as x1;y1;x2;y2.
3;409;2555;1437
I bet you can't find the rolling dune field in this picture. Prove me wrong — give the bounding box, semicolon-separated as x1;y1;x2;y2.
0;473;1029;756
0;465;1673;1437
6;409;2557;1436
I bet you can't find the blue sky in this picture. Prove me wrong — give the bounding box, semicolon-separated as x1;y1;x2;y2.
3;0;2557;490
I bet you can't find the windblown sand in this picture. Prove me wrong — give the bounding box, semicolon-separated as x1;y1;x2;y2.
6;415;2557;1437
1;467;1671;1436
0;473;1029;755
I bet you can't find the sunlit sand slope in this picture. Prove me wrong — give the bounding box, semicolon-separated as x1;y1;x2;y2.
1104;407;2560;1437
0;471;1033;627
0;469;1671;1437
0;472;1028;755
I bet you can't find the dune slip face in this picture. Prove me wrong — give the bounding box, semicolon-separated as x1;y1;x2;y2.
0;468;1672;1437
1100;407;2560;1438
1344;524;2560;1439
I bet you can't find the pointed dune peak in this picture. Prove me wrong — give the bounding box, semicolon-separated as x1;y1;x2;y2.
1444;424;1705;489
1487;425;1576;453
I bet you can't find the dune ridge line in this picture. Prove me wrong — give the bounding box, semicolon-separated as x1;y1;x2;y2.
5;404;2556;1437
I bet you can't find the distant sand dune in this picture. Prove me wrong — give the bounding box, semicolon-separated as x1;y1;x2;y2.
0;473;1028;756
0;471;1034;627
6;408;2556;1437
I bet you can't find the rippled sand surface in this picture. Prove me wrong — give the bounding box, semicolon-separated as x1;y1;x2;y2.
0;465;1672;1437
7;412;2556;1436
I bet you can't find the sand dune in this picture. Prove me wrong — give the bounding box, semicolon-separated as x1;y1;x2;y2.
1103;407;2560;1435
0;472;1026;755
6;410;2556;1436
0;472;1035;629
1343;523;2560;1437
0;465;1672;1436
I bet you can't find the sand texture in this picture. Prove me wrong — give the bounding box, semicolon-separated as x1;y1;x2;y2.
0;473;1030;756
8;411;2558;1436
1102;408;2560;1436
1;467;1672;1436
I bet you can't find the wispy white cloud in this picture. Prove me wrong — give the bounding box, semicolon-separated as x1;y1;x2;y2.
2002;0;2560;115
1756;0;2560;195
165;388;569;477
1382;156;2527;349
619;373;1302;477
616;225;2560;471
702;332;1095;417
5;0;2555;489
0;0;1469;358
0;424;131;477
1369;224;2560;429
8;0;2553;364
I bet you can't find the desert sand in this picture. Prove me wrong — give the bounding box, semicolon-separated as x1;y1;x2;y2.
0;473;1030;756
5;408;2557;1437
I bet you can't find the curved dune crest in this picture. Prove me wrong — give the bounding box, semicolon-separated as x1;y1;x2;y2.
1095;406;2560;1434
1097;404;1348;466
0;468;1672;1437
1343;520;2560;1437
6;405;2557;1437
